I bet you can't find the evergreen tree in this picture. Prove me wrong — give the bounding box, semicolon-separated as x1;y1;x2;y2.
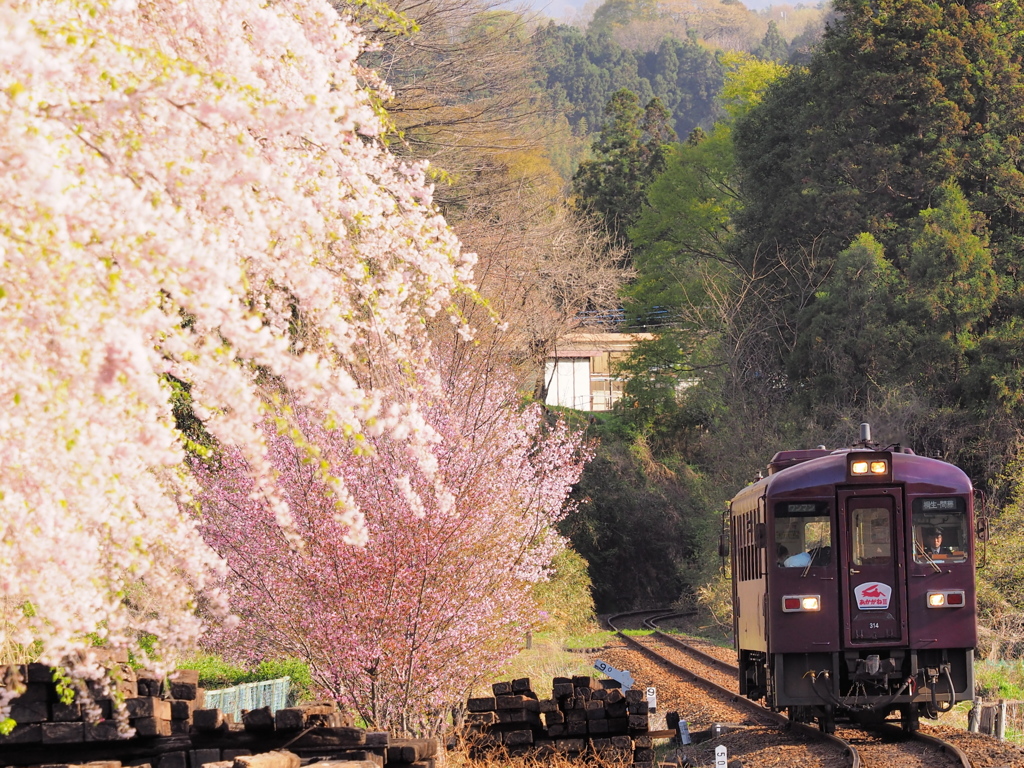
753;21;789;63
571;89;677;248
637;37;726;137
902;181;997;397
788;233;913;405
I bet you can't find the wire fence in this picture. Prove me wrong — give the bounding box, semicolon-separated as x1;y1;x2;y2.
203;677;292;721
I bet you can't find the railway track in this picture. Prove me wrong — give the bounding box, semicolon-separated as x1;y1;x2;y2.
604;610;975;768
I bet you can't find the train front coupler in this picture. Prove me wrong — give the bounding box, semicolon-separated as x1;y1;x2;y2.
850;653;899;689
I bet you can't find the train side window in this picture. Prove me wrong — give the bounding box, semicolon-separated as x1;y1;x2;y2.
851;506;891;565
775;502;831;567
912;497;968;563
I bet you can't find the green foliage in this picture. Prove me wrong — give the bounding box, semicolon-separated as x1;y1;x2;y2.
532;549;597;635
975;660;1024;700
788;233;914;405
901;181;997;398
618;55;784;432
563;415;720;612
623;53;784;347
52;668;76;706
624;125;738;342
675;0;1024;521
181;654;251;689
612;334;690;431
637;38;725;138
718;52;787;122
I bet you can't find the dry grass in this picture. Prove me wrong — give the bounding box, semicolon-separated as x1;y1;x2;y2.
478;632;605;698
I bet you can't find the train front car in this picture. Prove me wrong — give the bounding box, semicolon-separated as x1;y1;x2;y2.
731;434;977;732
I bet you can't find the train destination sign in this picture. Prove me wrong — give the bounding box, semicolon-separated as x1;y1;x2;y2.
593;659;635;690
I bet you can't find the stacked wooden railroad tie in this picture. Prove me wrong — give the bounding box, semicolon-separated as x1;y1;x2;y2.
464;676;655;766
0;657;438;768
192;710;437;767
0;658;201;746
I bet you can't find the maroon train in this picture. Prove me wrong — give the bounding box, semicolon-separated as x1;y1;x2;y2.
728;424;980;732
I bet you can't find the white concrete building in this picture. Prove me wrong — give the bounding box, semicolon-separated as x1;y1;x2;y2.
542;331;655;412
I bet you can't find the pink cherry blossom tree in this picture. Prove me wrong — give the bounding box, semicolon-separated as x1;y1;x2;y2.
0;0;474;709
192;372;588;735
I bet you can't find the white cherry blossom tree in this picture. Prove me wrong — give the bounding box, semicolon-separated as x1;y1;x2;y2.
0;0;474;714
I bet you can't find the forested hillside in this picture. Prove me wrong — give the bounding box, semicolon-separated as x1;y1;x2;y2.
530;2;830;160
600;0;1024;653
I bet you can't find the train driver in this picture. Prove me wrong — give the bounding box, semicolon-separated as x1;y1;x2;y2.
776;543;790;566
923;527;951;555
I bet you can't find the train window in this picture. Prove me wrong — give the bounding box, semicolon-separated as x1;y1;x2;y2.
736;509;766;581
912;497;968;563
775;502;831;567
851;507;891;565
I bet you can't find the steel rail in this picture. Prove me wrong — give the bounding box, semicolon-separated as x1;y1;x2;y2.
641;612;738;678
626;610;973;768
605;611;860;768
868;722;972;768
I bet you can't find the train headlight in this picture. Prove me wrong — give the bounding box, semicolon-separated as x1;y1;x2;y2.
847;452;893;481
927;590;965;608
783;595;821;612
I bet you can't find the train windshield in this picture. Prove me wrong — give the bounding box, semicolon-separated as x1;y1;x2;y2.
912;497;968;563
775;502;831;567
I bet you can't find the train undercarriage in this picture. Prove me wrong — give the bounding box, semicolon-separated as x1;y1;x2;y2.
740;648;974;733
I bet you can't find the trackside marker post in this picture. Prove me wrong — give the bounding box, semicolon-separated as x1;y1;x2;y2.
593;659;635;690
715;744;728;767
647;686;657;712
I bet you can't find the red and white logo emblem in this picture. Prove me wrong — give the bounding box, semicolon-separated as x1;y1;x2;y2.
854;582;892;610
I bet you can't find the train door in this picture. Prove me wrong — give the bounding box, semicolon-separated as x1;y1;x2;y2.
837;490;909;645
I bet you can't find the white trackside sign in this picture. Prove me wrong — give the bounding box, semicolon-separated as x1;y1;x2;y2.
593;659;634;690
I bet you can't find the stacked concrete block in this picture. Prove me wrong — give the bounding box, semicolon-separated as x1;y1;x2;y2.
465;676;653;765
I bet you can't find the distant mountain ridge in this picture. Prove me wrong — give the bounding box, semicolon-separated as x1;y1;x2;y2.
520;0;793;23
